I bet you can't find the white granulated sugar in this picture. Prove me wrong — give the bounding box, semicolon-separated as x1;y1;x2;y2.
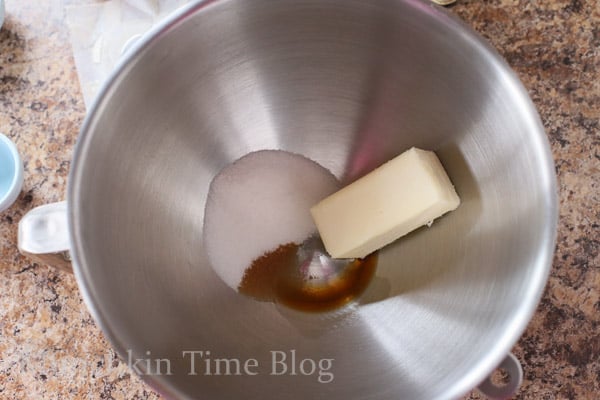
203;150;340;291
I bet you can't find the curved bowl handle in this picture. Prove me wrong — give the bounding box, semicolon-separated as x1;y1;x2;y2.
477;352;523;400
18;201;72;272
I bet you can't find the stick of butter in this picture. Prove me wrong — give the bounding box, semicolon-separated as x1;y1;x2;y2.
310;147;460;258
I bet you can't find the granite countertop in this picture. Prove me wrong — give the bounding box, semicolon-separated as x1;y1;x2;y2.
0;0;598;398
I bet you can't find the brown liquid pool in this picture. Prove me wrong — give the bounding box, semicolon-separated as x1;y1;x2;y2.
238;242;378;312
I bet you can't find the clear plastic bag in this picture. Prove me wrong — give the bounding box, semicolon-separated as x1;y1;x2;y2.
65;0;192;108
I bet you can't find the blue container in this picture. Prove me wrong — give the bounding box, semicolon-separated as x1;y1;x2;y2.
0;0;4;30
0;133;24;212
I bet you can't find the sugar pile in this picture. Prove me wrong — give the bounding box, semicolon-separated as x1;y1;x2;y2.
203;150;340;291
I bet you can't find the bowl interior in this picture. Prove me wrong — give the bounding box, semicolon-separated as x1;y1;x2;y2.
70;1;557;399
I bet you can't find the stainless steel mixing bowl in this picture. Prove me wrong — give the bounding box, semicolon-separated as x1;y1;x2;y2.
56;0;559;398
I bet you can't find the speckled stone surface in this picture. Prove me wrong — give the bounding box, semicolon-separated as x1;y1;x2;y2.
0;0;597;399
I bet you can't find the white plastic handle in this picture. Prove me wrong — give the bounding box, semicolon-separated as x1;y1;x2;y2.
18;201;71;271
477;353;523;400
